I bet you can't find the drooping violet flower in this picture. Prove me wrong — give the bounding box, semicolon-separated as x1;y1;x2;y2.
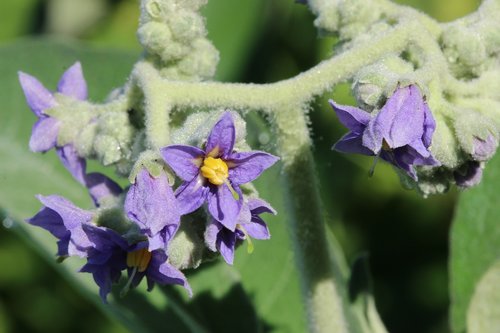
125;169;181;251
80;224;191;302
161;112;279;230
330;84;440;180
27;195;94;258
18;62;87;153
204;198;276;265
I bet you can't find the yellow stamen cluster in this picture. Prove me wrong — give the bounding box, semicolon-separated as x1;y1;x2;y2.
200;157;229;185
126;248;152;273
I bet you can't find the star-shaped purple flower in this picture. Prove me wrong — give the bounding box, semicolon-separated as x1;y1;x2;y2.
18;62;87;153
125;169;181;252
204;198;276;265
331;85;440;180
161;112;279;231
80;225;191;302
27;195;94;258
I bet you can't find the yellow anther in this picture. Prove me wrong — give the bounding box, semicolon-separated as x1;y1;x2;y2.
200;157;229;185
126;248;152;273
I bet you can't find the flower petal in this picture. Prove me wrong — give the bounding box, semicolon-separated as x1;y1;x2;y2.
57;62;88;101
206;112;235;158
125;169;180;236
204;219;224;252
454;161;483;188
84;172;123;207
160;145;204;181
245;217;270;240
36;195;94;256
422;103;436;148
207;184;242;231
29;117;60;153
18;71;57;117
387;85;425;148
227;151;279;185
27;206;70;255
329;100;370;133
217;229;237;265
333;131;374;155
175;176;209;215
56;145;86;184
248;198;276;216
363;86;410;152
36;195;93;230
147;251;192;296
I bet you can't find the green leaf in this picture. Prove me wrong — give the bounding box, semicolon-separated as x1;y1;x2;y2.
450;152;500;333
0;38;305;332
466;260;500;333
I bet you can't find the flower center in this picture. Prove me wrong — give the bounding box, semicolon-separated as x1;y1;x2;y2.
126;248;152;273
200;157;229;186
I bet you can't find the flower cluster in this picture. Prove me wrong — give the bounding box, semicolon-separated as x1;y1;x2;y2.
331;84;440;181
20;64;279;301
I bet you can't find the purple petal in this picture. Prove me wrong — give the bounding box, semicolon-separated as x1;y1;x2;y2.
82;224;128;253
422;103;436;148
333;131;375;155
386;85;425;148
81;264;113;302
147;251;192;296
29;117;60;153
248;198;277;216
147;224;179;252
218;230;237;265
125;169;180;236
244;217;270;240
363;86;410;152
204;220;223;251
227;151;279;185
329;100;370;133
160;145;204;181
37;195;93;230
205;112;235;158
175;176;209;215
407;138;431;159
56;145;87;184
18;72;57;117
57;62;88;101
36;195;94;256
27;206;70;256
84;173;123;207
207;184;242;231
454;162;484;188
392;153;418;180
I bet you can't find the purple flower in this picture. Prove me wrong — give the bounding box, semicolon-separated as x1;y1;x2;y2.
331;85;440;180
80;225;191;302
27;195;94;258
204;198;276;265
161;112;279;230
18;62;87;153
125;169;181;251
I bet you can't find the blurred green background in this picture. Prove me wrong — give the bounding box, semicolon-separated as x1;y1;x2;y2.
0;0;482;332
